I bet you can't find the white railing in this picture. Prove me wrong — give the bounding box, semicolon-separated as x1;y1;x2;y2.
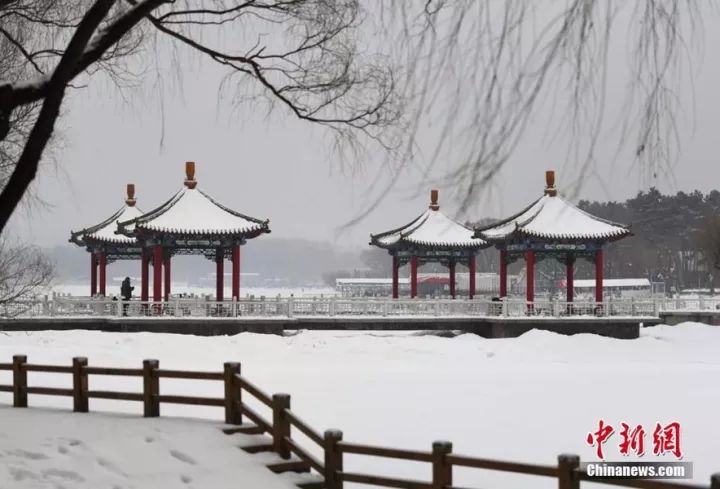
0;295;684;319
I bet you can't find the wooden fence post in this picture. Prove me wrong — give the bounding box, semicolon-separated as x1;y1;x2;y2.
72;357;89;412
12;355;27;408
432;441;452;489
558;454;580;489
224;362;241;425
711;473;720;489
324;429;343;489
143;359;160;417
272;393;291;459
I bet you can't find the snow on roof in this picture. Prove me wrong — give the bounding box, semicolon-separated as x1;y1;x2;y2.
573;278;651;288
477;173;630;242
371;191;486;249
70;185;143;245
84;205;143;243
119;163;270;238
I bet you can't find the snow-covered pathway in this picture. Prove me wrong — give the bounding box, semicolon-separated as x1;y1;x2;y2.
0;406;300;489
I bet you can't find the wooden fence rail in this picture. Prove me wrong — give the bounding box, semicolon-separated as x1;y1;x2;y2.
0;354;718;489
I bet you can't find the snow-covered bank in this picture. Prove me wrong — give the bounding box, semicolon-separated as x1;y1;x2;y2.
1;323;719;488
0;407;298;489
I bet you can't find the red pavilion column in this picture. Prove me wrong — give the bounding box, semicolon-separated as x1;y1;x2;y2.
216;248;224;302
469;255;476;299
526;250;535;304
499;249;508;298
231;245;240;300
152;245;163;302
163;254;171;301
449;260;456;299
410;256;418;298
141;249;149;302
391;255;399;299
595;249;604;303
98;252;107;296
90;253;98;296
566;252;575;303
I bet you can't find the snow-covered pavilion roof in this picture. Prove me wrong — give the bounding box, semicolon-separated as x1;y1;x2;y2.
476;171;631;242
70;184;143;246
118;162;270;239
370;190;486;250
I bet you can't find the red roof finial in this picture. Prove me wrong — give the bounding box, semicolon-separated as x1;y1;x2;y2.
544;170;557;196
125;183;136;206
430;189;439;210
185;161;197;189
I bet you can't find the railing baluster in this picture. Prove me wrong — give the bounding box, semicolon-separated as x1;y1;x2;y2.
272;393;291;459
143;359;160;417
324;429;344;489
224;362;241;424
432;441;452;489
12;355;27;408
72;357;89;412
557;454;580;489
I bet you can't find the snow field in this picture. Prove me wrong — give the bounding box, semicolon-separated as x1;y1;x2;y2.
0;323;719;488
0;407;301;489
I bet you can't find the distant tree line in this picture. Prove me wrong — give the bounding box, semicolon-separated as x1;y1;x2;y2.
578;188;720;294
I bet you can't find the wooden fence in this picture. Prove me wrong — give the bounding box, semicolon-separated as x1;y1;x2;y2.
0;354;717;489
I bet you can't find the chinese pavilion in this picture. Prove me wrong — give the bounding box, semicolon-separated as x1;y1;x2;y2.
370;190;487;299
69;184;143;296
474;171;631;303
116;162;270;302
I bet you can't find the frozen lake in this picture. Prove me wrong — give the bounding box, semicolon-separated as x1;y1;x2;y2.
0;323;718;488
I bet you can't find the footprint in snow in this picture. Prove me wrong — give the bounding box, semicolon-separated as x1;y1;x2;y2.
97;457;128;477
145;436;155;443
9;466;38;481
170;450;197;465
181;474;193;484
7;449;49;460
42;468;85;482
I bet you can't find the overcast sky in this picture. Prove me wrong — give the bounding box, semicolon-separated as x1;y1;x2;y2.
8;3;720;251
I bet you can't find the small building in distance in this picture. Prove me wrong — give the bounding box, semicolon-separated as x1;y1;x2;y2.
335;272;520;298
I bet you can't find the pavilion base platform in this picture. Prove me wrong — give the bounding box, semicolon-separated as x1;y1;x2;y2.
287;316;656;339
659;311;720;326
0;316;659;339
0;317;286;336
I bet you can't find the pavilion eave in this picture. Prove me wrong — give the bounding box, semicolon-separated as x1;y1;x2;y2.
123;225;271;244
481;227;633;247
370;237;486;253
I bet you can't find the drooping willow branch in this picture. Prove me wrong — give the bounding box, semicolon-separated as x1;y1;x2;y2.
382;0;702;212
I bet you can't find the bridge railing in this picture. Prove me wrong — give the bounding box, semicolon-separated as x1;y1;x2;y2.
0;295;674;319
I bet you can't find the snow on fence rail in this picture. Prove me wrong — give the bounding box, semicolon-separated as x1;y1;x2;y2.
0;355;717;489
0;296;675;318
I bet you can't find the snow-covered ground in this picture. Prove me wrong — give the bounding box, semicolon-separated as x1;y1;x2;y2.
1;323;719;488
0;407;301;489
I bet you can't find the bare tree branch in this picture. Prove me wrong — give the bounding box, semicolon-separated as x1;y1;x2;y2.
0;0;403;234
0;0;117;231
0;235;54;313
